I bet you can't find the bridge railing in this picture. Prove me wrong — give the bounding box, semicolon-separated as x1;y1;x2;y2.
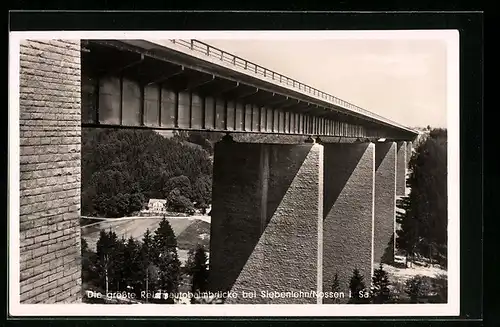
169;39;413;132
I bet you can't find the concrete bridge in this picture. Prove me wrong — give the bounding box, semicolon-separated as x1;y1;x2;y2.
18;39;417;303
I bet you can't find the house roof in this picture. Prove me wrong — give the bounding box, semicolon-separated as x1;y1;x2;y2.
148;199;167;205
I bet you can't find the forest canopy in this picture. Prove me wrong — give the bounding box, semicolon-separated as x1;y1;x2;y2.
81;129;213;217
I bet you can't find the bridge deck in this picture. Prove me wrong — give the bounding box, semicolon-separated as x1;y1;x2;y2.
81;39;418;141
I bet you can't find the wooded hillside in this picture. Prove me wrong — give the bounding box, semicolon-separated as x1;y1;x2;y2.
81;129;213;217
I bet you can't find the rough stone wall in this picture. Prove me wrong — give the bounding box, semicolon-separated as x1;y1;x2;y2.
19;40;82;303
322;143;374;303
396;141;407;196
210;141;323;304
374;142;396;265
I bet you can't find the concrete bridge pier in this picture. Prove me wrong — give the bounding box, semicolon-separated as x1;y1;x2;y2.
209;139;381;304
322;142;375;303
406;141;413;166
396;141;407;196
209;139;324;304
374;142;397;265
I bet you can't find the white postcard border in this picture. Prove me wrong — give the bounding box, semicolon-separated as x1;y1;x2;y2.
8;29;460;317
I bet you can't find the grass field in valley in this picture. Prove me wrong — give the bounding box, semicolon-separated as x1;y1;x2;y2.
81;216;211;265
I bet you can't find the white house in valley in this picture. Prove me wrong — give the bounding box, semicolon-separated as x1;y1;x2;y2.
147;199;167;213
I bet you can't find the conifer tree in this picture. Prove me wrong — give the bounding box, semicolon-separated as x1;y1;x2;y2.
81;237;99;289
396;197;420;267
348;268;369;303
123;236;141;293
331;273;341;304
186;245;209;294
111;236;127;291
153;217;181;294
402;129;447;265
96;229;118;295
140;228;158;299
157;250;181;296
371;264;391;304
154;217;177;253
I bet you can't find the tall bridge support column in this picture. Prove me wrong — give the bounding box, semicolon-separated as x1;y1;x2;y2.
406;141;413;167
209;139;324;304
396;141;407;196
322;143;375;303
19;40;82;303
374;142;397;265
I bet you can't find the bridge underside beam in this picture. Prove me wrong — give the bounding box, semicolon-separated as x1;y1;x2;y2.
81;40;415;141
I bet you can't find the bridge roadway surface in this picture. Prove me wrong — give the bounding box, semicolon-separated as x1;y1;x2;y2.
81;39;417;141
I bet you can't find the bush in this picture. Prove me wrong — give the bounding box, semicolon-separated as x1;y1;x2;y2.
163;175;192;199
429;274;448;303
129;193;145;212
404;275;432;303
168;189;195;214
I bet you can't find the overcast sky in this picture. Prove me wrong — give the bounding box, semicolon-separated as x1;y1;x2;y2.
200;39;447;129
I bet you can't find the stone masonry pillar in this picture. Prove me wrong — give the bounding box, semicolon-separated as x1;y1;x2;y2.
396;141;407;196
374;142;397;265
19;40;82;303
209;139;324;304
322;142;375;303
